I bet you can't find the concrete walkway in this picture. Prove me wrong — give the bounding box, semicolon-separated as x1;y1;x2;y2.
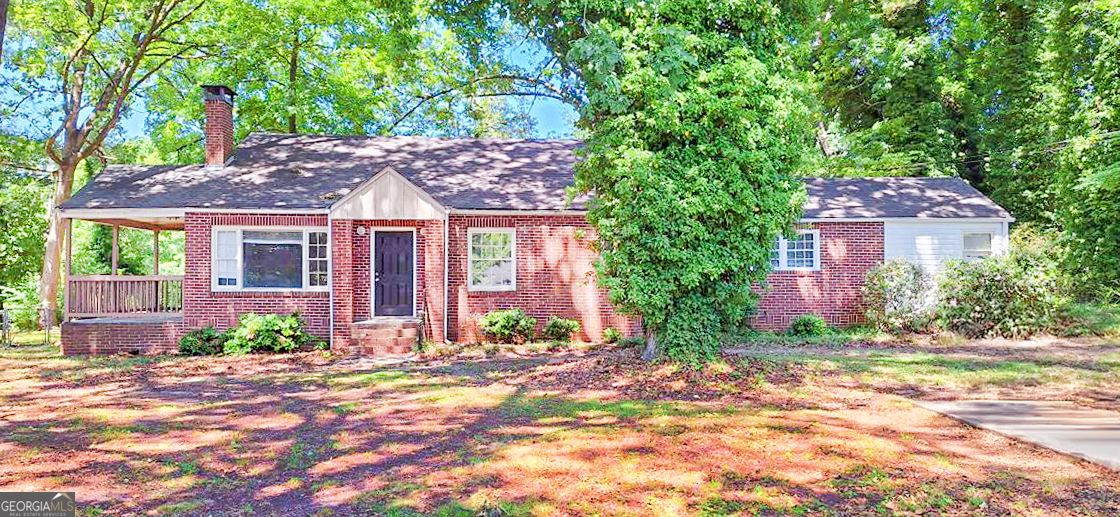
916;400;1120;470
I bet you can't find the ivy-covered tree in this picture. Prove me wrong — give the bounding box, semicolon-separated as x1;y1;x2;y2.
464;0;813;362
807;0;1120;299
1046;0;1120;299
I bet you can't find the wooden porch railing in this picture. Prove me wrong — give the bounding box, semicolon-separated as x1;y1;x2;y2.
66;275;184;318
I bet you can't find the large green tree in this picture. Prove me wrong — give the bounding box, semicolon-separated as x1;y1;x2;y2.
809;0;975;179
0;134;51;311
5;0;210;325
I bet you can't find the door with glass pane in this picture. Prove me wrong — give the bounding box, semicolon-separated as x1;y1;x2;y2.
373;231;414;316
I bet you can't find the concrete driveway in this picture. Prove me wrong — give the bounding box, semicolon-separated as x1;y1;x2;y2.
917;400;1120;471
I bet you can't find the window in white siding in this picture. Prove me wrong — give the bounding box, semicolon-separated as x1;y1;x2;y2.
468;228;516;291
211;227;330;291
770;229;821;271
963;231;994;260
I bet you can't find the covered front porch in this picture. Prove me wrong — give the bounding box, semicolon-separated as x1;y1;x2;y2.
59;210;186;355
61;212;184;320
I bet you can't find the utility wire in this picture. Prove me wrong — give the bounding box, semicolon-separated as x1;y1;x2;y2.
843;129;1120;175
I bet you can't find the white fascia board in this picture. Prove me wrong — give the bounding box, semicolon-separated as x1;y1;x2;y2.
800;216;1015;223
449;208;589;216
58;207;330;219
58;208;186;219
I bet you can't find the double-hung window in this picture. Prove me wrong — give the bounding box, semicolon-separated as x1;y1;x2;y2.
212;228;330;291
963;231;994;260
770;229;821;271
468;228;516;291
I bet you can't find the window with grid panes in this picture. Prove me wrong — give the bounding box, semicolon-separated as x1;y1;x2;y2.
211;228;330;290
769;229;820;270
468;228;515;290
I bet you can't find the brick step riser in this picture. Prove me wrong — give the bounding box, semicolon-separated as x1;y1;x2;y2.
356;336;416;355
354;327;419;339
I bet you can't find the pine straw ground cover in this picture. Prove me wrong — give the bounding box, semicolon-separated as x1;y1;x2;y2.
0;338;1117;516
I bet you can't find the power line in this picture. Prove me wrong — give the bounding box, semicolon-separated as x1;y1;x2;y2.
844;129;1120;175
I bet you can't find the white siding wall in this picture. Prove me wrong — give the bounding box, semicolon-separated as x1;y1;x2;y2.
331;168;445;220
883;220;1010;273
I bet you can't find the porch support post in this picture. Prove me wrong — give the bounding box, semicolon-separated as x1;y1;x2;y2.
63;218;72;322
153;230;160;275
111;224;119;275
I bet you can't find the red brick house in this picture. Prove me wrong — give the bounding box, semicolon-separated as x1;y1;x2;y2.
57;85;1013;355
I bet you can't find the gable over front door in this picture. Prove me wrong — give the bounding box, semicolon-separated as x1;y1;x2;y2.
372;230;415;317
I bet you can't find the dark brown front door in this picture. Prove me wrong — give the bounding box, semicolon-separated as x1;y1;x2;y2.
373;231;414;316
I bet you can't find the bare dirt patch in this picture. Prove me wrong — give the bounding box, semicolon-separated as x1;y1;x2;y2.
0;343;1117;516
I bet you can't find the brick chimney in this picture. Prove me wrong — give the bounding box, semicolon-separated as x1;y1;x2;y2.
202;85;235;167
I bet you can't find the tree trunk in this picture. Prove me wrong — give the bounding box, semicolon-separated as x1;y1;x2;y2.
38;162;76;328
640;330;659;361
815;121;835;157
287;27;299;134
0;0;9;62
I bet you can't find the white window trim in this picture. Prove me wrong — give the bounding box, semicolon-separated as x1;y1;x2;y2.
467;227;517;292
211;226;331;292
962;230;995;261
369;227;418;317
771;229;821;272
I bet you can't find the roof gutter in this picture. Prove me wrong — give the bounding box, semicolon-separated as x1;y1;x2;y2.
799;216;1015;223
57;207;331;220
447;208;589;216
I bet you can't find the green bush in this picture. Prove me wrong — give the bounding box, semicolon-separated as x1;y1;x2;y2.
541;317;581;341
788;314;828;336
620;336;645;348
861;257;935;333
1057;303;1120;337
178;327;227;356
938;250;1070;338
477;309;536;344
602;327;622;343
223;312;312;355
0;278;44;331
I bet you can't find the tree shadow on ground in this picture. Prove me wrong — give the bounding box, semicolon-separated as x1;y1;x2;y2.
0;350;1117;516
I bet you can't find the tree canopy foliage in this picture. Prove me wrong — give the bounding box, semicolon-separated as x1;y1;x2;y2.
807;0;1120;298
142;0;556;163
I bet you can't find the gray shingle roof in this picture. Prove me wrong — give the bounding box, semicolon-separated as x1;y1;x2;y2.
62;133;584;211
802;177;1012;219
61;132;1011;220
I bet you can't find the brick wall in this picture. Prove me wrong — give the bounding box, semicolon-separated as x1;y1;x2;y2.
60;318;183;355
183;213;331;338
447;214;641;342
753;221;884;329
331;219;446;353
